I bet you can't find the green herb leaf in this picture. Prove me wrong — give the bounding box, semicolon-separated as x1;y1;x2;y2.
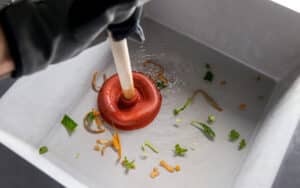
86;112;95;124
39;146;48;155
173;97;193;116
191;121;216;139
229;129;240;142
156;80;168;90
207;115;216;124
204;71;214;82
61;114;78;133
144;141;159;153
122;156;135;170
239;139;247;150
174;144;188;156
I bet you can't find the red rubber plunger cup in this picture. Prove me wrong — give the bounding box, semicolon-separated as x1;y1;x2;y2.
97;35;162;130
98;72;162;130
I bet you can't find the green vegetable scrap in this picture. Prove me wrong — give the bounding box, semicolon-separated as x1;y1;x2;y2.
191;121;216;139
204;71;214;82
144;141;159;153
86;112;95;124
39;146;48;155
173;97;193;116
61;114;78;133
156;80;168;90
239;139;247;150
122;156;136;171
229;129;240;142
207;115;216;124
174;144;188;156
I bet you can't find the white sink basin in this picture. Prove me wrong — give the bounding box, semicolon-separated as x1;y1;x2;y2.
0;2;299;187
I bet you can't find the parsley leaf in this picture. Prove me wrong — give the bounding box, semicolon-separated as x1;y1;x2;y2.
122;156;135;171
204;71;214;82
229;129;240;142
174;144;188;156
239;139;247;150
156;80;168;90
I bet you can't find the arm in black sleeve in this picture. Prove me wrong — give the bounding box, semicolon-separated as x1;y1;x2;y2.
0;0;145;78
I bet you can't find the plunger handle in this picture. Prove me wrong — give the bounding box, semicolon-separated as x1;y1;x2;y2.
108;33;135;99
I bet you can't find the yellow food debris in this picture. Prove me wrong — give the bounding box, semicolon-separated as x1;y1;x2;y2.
94;145;100;151
160;160;174;173
239;104;247;110
175;165;181;171
150;167;160;178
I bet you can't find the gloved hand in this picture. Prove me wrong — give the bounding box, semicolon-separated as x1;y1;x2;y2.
0;0;149;78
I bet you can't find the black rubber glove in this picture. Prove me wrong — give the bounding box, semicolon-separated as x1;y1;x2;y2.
0;0;147;78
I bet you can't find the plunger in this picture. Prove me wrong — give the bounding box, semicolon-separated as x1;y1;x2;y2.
97;34;162;130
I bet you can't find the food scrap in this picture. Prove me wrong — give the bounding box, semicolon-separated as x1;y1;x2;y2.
175;118;183;123
175;165;181;172
94;145;100;151
174;144;188;156
155;80;168;90
229;129;240;142
174;89;223;116
256;75;261;81
220;80;227;85
92;72;100;92
239;139;247;150
150;167;160;179
203;71;214;82
160;160;175;173
205;63;211;69
61;114;78;133
239;104;247;111
95;129;122;160
191;121;216;140
122;156;136;172
83;109;105;134
39;146;48;155
143;60;169;88
207;115;216;124
173;97;193;116
144;141;159;154
75;153;80;159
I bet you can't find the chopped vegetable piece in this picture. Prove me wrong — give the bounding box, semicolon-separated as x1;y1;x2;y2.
207;115;216;124
39;146;48;155
174;89;223;116
174;144;188;156
176;118;183;123
122;157;135;171
150;167;160;178
100;140;113;156
61;114;78;133
143;60;169;85
239;139;247;150
94;145;100;151
191;121;216;139
155;80;168;90
83;111;105;134
175;165;181;172
160;160;174;173
86;112;95;123
144;141;159;153
75;153;80;159
205;64;211;69
173;97;193;115
141;145;148;159
229;129;240;142
112;130;122;160
204;71;214;82
220;80;227;85
239;104;247;110
92;71;100;92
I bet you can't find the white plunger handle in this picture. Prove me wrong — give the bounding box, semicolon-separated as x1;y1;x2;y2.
108;33;135;99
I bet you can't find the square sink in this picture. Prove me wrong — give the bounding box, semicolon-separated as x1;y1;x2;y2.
0;6;299;188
